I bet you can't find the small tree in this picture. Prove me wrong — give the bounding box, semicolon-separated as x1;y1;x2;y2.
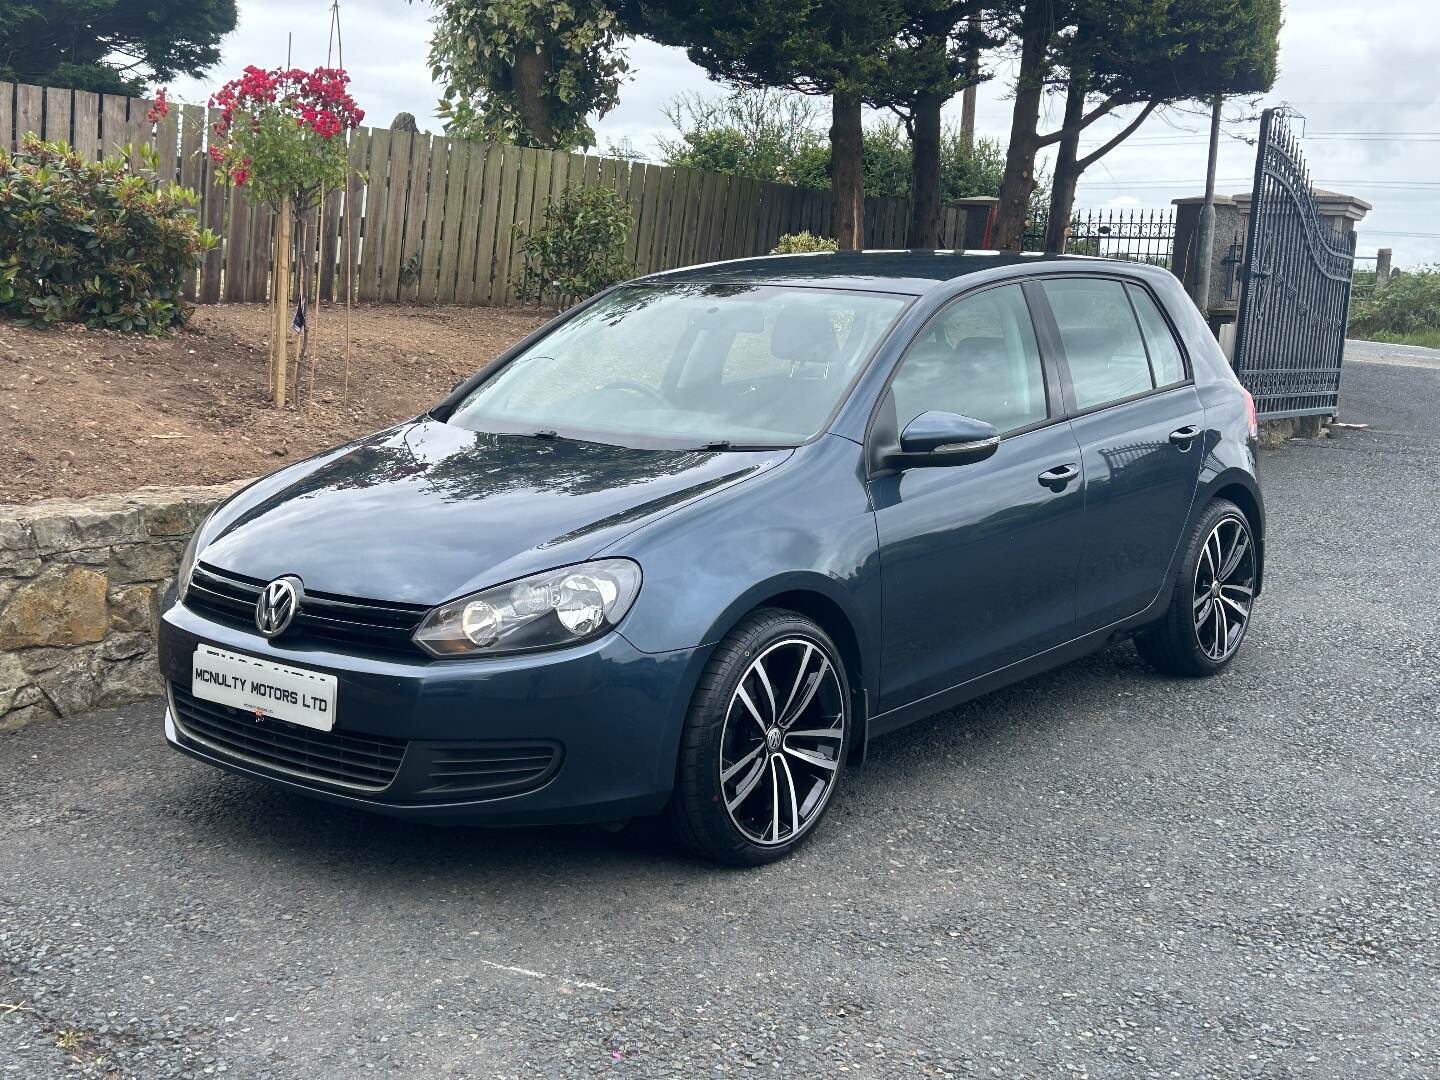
207;66;364;405
515;186;632;307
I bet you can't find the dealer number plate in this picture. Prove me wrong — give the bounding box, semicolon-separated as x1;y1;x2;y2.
190;644;337;732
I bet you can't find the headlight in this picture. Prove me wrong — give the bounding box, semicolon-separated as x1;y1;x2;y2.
412;559;642;658
175;509;216;601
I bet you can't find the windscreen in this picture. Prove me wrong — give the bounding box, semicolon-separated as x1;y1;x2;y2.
447;283;911;448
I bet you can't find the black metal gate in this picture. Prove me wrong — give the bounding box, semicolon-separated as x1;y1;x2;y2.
1233;108;1357;420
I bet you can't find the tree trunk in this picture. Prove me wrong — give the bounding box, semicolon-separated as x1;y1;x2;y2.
992;0;1050;251
829;90;864;250
909;90;944;248
511;46;555;148
958;14;980;155
1044;72;1087;253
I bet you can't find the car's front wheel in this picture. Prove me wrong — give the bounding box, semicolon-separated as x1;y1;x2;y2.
1135;498;1257;676
667;609;850;866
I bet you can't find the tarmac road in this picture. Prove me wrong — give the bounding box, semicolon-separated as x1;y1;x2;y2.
2;344;1437;1078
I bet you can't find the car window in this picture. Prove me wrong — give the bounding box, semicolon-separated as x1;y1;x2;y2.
889;284;1048;435
448;283;910;448
1043;278;1155;410
719;299;868;385
1126;284;1187;387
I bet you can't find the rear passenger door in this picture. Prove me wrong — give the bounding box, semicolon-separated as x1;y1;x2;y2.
1037;277;1205;633
871;283;1085;713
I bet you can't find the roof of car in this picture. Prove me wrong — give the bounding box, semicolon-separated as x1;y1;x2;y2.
641;249;1138;295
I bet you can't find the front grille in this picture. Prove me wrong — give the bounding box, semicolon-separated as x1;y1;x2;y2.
185;562;429;654
416;742;562;798
171;683;407;792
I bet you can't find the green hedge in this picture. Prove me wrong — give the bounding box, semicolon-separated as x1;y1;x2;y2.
1349;266;1440;341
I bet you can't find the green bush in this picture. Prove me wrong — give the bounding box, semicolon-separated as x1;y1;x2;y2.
1348;266;1440;340
0;135;217;333
770;231;838;255
515;185;632;305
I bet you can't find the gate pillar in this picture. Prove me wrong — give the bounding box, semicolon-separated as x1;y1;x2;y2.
1173;194;1246;351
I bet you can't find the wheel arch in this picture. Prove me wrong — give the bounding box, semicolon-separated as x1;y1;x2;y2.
1207;475;1265;594
699;575;874;767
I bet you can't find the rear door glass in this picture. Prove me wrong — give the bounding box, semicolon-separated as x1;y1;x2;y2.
1042;278;1155;410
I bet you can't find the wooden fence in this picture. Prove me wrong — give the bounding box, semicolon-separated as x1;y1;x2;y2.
0;80;995;307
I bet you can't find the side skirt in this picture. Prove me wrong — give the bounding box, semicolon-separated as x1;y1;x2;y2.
868;595;1170;740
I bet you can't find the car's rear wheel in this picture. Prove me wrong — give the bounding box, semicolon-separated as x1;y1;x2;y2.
667;609;850;866
1135;498;1257;677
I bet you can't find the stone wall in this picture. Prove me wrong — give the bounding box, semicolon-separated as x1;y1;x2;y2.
0;482;245;731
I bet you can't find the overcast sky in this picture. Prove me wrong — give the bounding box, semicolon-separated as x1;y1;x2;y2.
170;0;1440;266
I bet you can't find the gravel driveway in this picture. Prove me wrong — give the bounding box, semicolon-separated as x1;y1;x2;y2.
3;346;1438;1079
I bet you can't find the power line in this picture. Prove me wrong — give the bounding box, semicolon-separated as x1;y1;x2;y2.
1283;100;1439;106
1076;177;1440;190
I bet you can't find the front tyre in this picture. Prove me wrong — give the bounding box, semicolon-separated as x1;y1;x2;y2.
667;609;850;866
1135;498;1257;677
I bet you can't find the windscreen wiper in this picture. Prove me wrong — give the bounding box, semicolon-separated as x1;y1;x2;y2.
689;440;789;452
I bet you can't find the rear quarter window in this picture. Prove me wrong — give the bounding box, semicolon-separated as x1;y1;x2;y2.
1126;284;1188;387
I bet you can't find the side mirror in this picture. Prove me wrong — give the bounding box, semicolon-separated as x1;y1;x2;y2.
881;411;1000;470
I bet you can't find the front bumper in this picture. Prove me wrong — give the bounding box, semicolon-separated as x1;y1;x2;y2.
158;597;704;825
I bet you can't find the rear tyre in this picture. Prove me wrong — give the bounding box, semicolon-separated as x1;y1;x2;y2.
666;609;850;866
1135;498;1257;677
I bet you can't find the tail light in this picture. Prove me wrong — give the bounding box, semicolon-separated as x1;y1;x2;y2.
1242;388;1258;440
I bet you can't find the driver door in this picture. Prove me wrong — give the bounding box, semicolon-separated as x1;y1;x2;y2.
870;283;1085;714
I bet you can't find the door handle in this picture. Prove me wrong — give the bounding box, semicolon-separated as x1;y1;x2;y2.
1169;425;1201;447
1037;463;1080;491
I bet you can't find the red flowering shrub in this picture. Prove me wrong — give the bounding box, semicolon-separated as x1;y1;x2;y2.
207;66;364;206
146;88;169;125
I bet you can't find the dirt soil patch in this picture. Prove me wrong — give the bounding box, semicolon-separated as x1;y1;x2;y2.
0;303;547;505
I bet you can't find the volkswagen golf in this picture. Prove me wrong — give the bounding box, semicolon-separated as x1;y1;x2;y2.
159;251;1263;865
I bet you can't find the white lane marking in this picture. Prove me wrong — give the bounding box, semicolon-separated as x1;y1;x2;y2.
472;958;617;994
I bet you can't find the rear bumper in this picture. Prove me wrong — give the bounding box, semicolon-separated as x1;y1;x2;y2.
158;597;704;825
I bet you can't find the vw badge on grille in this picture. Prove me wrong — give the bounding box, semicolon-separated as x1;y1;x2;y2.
255;577;300;637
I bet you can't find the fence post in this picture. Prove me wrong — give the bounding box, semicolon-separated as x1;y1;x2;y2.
1375;248;1392;291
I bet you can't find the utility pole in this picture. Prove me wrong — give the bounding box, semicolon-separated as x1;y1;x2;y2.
1192;94;1222;308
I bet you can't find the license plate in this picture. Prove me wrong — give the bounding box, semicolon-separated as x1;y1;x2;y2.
190;644;337;732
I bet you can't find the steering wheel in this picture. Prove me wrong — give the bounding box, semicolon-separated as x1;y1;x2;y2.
602;379;668;406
